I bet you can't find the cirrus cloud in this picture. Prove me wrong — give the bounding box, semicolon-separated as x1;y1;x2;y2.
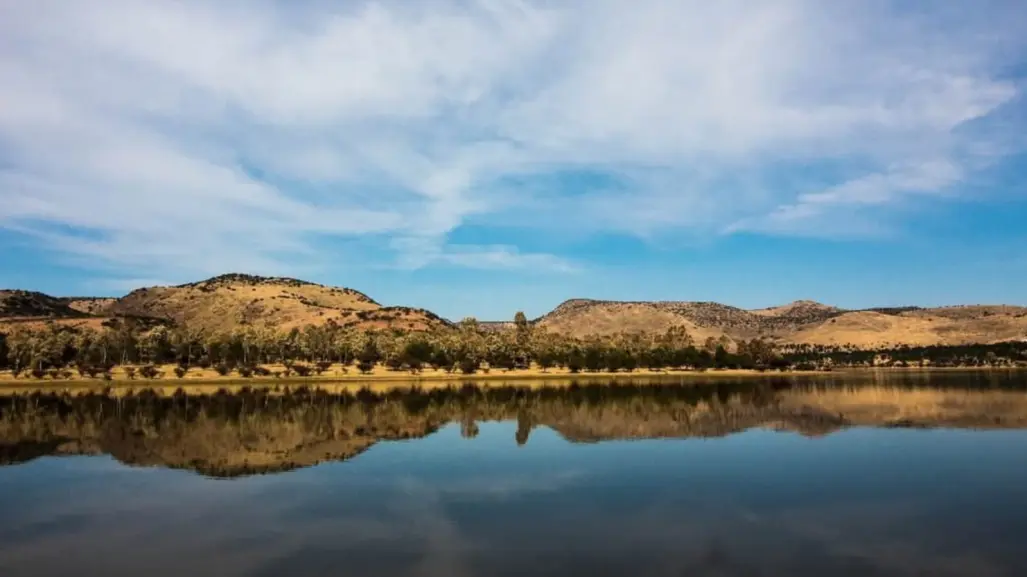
0;0;1024;284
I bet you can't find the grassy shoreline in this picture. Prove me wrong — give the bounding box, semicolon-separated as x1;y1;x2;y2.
2;364;1023;394
0;364;821;391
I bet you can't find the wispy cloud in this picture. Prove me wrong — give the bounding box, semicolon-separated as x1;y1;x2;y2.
0;0;1024;283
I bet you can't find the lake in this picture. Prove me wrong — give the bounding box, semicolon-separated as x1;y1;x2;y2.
2;371;1027;576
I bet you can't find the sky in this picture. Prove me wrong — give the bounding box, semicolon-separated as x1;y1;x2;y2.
1;0;1026;321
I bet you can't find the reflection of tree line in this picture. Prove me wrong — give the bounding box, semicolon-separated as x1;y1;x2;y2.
2;379;1026;477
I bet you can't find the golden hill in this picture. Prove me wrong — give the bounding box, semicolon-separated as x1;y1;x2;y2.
107;274;450;333
3;274;1025;347
1;274;449;334
536;299;1027;347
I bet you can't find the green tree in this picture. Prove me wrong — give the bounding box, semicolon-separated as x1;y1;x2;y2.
0;332;9;371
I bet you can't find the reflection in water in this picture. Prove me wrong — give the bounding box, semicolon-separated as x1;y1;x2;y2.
2;373;1027;477
1;372;1027;576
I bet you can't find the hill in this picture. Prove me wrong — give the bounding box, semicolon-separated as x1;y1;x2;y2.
2;275;1025;348
1;274;449;334
535;299;1027;347
0;290;86;320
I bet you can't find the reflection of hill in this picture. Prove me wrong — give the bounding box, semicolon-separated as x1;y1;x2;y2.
2;380;1027;477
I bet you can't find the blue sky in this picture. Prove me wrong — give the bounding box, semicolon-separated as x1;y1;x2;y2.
1;0;1026;320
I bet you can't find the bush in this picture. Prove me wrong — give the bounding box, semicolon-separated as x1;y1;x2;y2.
356;360;374;374
124;367;137;380
47;368;60;380
315;361;332;375
213;364;231;376
292;364;313;377
102;371;113;381
60;369;74;380
252;366;271;377
173;366;188;379
236;366;253;378
139;365;160;379
458;358;479;375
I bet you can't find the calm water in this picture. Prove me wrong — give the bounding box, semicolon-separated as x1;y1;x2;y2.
2;371;1027;577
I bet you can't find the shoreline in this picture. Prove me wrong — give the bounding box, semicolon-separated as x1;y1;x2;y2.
0;366;814;391
0;365;1023;394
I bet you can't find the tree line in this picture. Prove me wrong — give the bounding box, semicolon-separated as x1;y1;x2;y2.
782;341;1027;368
0;314;787;380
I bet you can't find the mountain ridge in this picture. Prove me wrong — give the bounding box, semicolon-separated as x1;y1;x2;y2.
3;274;1026;348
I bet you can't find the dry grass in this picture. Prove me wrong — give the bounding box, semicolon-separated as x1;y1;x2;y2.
536;301;723;341
785;309;1027;348
0;363;802;392
539;298;1027;349
104;277;446;333
64;297;117;316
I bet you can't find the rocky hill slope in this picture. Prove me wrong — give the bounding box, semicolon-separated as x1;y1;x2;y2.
536;298;1027;347
0;290;88;319
1;274;449;333
3;275;1025;347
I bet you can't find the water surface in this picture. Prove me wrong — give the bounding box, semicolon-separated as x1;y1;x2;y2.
2;371;1026;576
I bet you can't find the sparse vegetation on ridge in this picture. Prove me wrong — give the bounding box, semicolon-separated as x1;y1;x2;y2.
3;274;1026;380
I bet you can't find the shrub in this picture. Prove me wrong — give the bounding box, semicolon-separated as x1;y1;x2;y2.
252;366;271;377
458;358;479;375
139;365;160;379
47;368;60;380
124;367;137;380
173;366;188;379
315;361;332;375
213;364;231;376
60;369;74;380
236;366;253;378
102;372;113;381
356;360;374;374
292;364;313;377
566;354;583;374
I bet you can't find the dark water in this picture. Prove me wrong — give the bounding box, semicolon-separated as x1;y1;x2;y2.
2;372;1027;577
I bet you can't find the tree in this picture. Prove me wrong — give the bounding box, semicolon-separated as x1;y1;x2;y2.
0;332;8;371
537;350;556;372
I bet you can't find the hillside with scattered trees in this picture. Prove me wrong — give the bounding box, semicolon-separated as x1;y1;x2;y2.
2;274;1026;383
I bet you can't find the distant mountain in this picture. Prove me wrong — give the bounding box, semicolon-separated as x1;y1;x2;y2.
2;275;1025;347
